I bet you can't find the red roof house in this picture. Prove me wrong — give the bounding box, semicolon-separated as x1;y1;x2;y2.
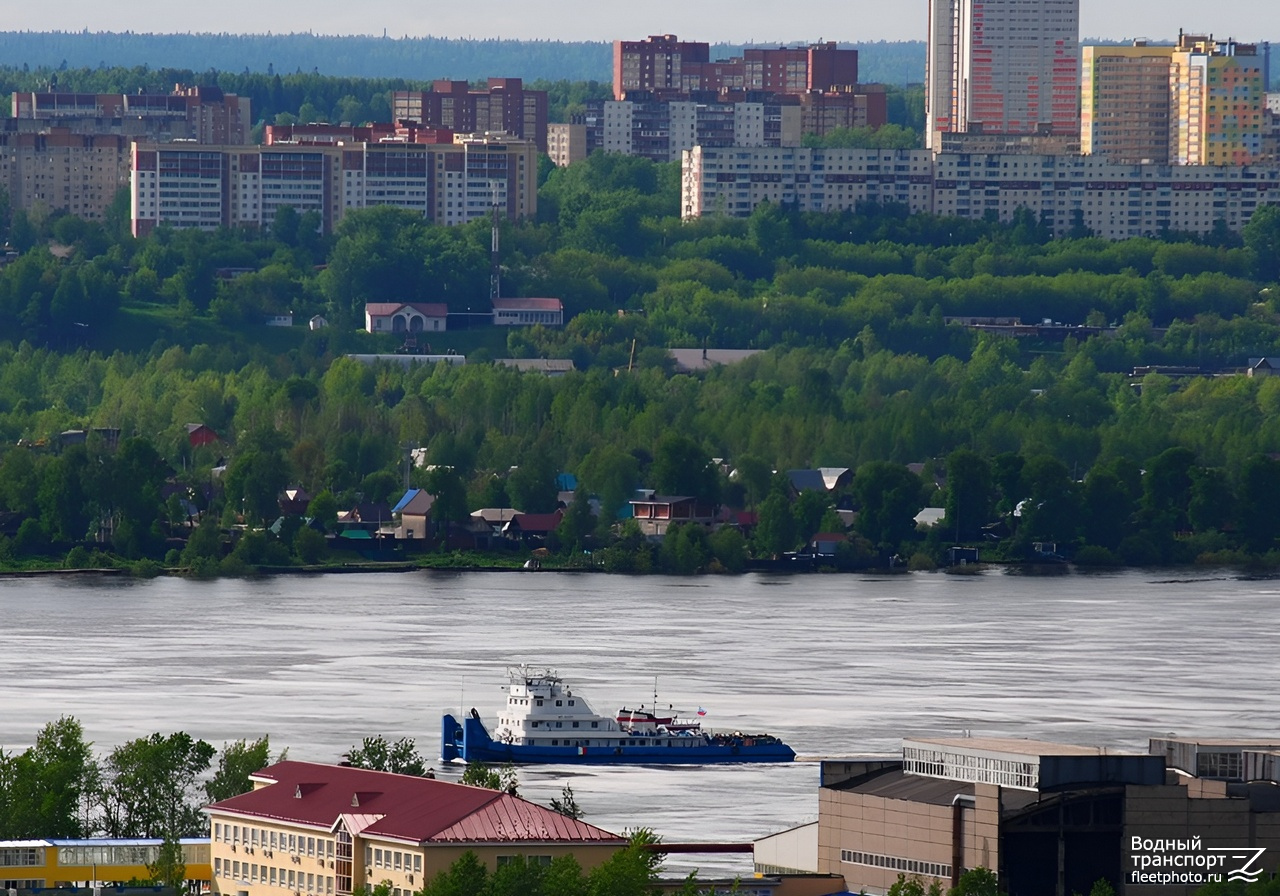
206;761;626;889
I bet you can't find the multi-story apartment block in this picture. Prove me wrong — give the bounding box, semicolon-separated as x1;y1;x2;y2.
1169;34;1268;165
0;129;130;220
1082;33;1270;166
683;144;1280;239
391;80;548;152
547;123;587;167
1082;42;1178;164
613;34;711;99
612;35;858;100
12;85;252;144
132;133;536;237
926;0;1080;151
597;95;804;162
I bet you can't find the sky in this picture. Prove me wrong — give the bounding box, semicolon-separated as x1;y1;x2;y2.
2;0;1275;44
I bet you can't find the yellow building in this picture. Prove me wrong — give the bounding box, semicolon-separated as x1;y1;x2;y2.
205;761;626;896
0;838;211;889
1082;43;1177;163
1170;34;1266;165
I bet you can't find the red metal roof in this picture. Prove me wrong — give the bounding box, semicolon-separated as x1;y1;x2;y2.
208;761;624;845
365;302;449;318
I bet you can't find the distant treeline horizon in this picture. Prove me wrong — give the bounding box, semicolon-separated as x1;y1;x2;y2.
0;31;927;85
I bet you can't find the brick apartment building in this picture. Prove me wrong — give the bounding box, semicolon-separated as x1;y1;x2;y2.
392;79;548;152
612;35;859;99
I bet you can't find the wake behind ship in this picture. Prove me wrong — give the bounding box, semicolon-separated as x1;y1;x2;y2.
441;666;795;765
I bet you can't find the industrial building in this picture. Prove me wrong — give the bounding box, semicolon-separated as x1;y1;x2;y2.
811;735;1280;896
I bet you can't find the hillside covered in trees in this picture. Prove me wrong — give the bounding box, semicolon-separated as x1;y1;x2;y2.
2;151;1280;573
0;33;929;85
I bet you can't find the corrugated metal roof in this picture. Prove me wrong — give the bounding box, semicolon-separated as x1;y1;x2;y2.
208;761;625;846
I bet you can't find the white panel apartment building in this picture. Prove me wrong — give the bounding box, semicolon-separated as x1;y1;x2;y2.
683;145;1280;239
132;134;536;237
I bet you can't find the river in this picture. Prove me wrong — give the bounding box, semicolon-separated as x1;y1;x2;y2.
1;568;1275;876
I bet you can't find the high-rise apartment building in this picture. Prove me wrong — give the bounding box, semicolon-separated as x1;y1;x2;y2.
391;80;548;152
612;35;858;100
1081;43;1177;163
613;35;711;99
926;0;1080;150
1082;34;1270;165
1169;35;1268;165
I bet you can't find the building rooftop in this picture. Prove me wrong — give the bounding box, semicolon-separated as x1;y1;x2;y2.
908;736;1109;757
210;761;625;845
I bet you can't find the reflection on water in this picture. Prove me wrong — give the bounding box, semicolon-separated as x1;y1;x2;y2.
1;569;1272;875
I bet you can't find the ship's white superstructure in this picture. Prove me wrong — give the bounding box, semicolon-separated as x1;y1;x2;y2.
491;666;701;750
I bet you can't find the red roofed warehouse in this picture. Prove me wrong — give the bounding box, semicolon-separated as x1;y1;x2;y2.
206;761;626;896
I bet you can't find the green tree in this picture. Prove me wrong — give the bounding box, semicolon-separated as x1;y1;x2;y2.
425;466;471;537
550;785;583;819
146;835;186;891
419;851;488;896
0;716;97;838
945;449;993;541
460;760;518;794
1243;203;1280;282
754;490;797;558
887;875;944;896
852;462;924;553
98;731;216;838
205;736;280;803
948;867;998;896
307;490;339;532
651;434;720;503
345;736;428;776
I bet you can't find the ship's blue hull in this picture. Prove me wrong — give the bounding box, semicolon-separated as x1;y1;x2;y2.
441;714;795;765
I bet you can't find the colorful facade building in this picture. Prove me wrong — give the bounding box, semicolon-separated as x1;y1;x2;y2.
1169;34;1268;166
0;839;211;890
926;0;1080;151
1082;33;1270;166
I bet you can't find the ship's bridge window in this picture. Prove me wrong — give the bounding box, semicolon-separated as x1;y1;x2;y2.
536;699;542;706
591;722;598;728
569;700;575;705
572;722;580;728
556;722;563;728
555;700;562;706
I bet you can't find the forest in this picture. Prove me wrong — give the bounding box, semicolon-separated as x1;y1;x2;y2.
2;149;1280;574
0;33;930;86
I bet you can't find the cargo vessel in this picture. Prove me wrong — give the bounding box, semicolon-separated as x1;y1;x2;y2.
441;666;795;765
